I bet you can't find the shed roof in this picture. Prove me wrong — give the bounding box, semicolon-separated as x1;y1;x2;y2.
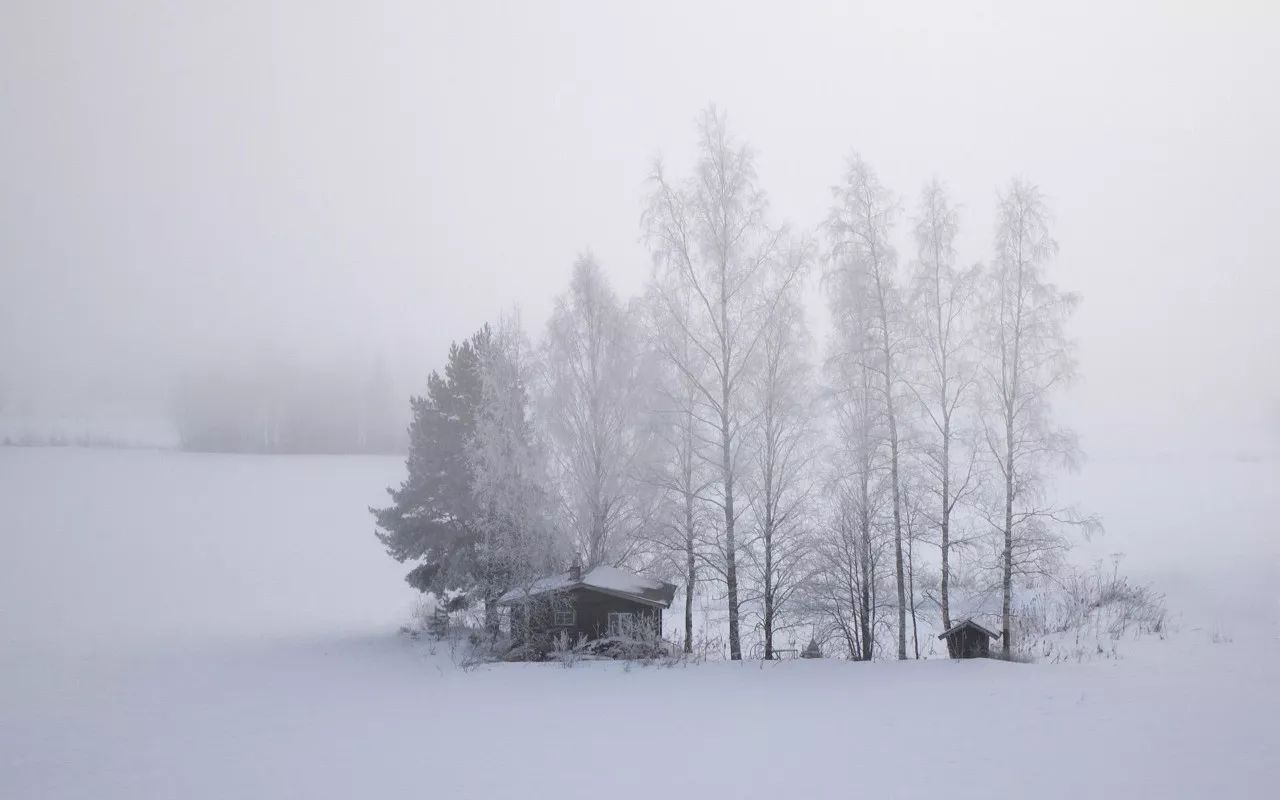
498;565;677;609
937;618;1001;641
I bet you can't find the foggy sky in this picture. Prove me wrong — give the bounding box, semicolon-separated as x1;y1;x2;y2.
2;0;1277;454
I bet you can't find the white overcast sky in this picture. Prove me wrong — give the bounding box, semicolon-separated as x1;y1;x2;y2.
2;0;1277;454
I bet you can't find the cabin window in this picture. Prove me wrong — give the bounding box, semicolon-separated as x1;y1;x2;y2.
607;611;634;637
553;598;575;627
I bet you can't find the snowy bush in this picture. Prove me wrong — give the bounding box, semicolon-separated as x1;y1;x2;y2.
550;631;588;667
1010;557;1166;662
408;596;437;636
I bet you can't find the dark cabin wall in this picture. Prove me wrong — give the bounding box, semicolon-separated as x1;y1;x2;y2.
510;588;663;645
968;630;990;658
566;588;661;640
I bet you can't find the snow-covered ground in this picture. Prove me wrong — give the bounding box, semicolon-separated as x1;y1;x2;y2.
1;446;1277;798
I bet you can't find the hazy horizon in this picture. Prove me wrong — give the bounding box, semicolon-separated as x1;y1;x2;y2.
3;1;1278;457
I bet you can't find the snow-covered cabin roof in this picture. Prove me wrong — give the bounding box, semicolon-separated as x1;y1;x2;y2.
498;565;677;608
937;618;1001;640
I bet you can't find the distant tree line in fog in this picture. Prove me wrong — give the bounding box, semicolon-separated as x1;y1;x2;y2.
173;357;406;454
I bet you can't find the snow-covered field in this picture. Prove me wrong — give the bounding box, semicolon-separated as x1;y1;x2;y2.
2;446;1277;798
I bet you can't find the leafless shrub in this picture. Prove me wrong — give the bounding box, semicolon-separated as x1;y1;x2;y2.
1015;558;1165;643
571;617;669;664
550;631;588;668
1000;556;1166;662
408;596;435;634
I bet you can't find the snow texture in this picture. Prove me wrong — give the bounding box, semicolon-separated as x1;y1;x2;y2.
1;447;1276;799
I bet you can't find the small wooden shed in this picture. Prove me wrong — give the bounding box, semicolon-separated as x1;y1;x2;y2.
938;619;1000;659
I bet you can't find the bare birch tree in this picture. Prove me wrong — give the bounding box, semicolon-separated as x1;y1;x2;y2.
977;180;1097;656
810;242;890;661
743;287;816;659
541;254;660;569
825;154;912;659
900;474;935;659
644;284;716;654
806;472;890;661
906;179;982;632
643;106;807;660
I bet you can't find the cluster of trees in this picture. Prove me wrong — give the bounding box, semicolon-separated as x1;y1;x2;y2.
373;107;1094;660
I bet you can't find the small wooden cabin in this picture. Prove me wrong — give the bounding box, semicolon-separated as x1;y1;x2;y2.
499;562;676;647
938;619;1001;659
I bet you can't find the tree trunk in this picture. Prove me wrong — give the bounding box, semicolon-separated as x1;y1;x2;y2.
908;526;919;659
940;415;952;632
859;483;873;661
1002;249;1025;659
847;578;861;661
934;222;954;635
723;414;741;661
721;284;741;662
886;371;906;660
874;261;907;661
1002;416;1014;657
763;523;774;659
684;496;695;654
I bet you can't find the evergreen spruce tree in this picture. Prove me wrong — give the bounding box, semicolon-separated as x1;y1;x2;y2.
469;315;564;630
371;326;491;594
